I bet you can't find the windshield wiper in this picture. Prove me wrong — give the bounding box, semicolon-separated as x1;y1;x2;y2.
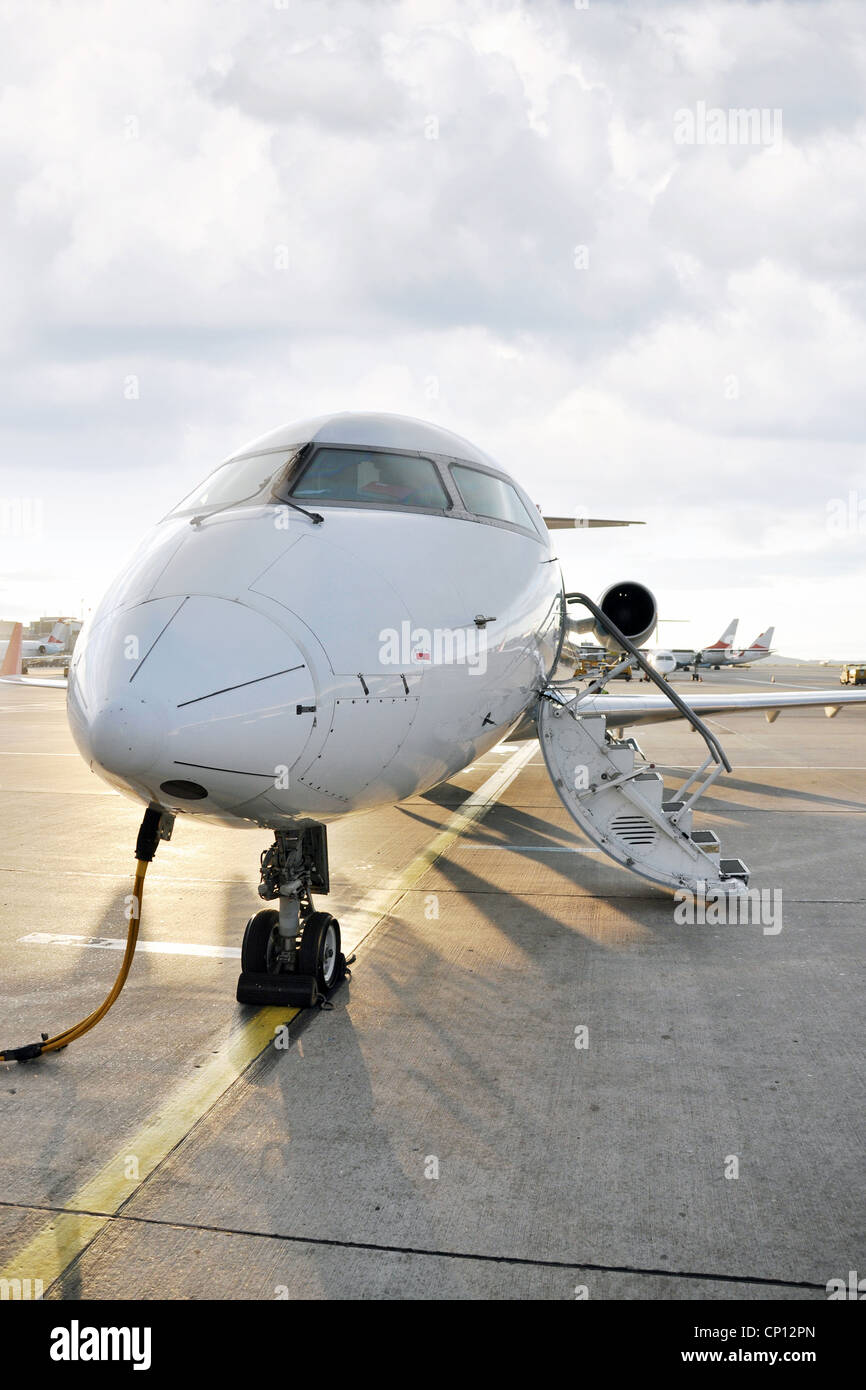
271;444;324;524
190;493;324;528
189;461;324;527
280;497;324;525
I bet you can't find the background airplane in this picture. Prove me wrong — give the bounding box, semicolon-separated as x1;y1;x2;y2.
728;626;775;666
665;618;738;670
575;618;741;677
0;624;68;687
679;622;776;670
694;617;739;666
0;621;67;662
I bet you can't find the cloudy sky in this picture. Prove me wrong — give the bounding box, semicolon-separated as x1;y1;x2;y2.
2;0;865;657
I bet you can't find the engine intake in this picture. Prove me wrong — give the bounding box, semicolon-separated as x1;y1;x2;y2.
593;581;657;651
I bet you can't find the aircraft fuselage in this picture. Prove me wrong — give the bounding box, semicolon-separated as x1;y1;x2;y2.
67;415;564;830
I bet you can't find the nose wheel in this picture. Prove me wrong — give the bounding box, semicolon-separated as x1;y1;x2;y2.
236;825;347;1009
240;909;281;974
298;911;341;993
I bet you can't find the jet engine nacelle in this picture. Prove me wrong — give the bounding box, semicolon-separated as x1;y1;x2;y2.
592;581;658;652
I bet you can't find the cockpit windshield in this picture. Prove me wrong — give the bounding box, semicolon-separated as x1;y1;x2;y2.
290;447;450;511
450;464;538;530
169;450;296;516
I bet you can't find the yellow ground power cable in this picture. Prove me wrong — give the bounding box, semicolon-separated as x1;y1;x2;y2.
0;808;169;1064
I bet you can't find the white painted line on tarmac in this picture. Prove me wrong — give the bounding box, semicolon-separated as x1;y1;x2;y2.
19;931;241;959
1;867;251;886
0;788;120;795
0;704;65;713
461;762;544;770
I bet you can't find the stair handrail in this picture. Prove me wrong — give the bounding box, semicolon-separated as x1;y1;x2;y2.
559;591;732;774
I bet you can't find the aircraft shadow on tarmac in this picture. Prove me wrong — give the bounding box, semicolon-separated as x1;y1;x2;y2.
654;767;866;815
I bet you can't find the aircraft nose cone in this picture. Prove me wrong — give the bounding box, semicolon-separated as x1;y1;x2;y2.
87;698;166;779
69;593;319;819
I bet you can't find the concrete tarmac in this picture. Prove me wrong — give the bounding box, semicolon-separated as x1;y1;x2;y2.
0;664;863;1300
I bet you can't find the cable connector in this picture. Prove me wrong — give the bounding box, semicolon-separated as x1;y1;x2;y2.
1;1040;44;1063
135;807;175;863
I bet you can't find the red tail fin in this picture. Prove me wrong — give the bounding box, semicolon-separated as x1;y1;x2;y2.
1;623;23;677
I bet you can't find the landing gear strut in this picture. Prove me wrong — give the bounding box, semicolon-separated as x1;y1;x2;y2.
236;824;347;1008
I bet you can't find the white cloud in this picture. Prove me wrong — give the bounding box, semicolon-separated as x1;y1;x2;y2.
0;0;864;657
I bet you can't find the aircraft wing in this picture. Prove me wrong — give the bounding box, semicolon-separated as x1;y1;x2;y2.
581;687;866;728
0;674;67;688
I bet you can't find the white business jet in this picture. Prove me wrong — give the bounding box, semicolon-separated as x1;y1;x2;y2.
18;412;866;1009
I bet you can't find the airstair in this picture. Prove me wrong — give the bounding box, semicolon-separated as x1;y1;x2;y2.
537;593;749;896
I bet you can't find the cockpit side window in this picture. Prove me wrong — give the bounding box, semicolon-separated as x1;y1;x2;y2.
168;449;297;516
450;464;537;531
290;447;451;511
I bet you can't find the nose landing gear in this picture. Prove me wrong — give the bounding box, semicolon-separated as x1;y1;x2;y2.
236;824;348;1008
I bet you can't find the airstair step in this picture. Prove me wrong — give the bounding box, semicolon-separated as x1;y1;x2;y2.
663;798;694;834
719;857;750;885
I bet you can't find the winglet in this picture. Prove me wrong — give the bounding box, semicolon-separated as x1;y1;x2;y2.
0;623;23;678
